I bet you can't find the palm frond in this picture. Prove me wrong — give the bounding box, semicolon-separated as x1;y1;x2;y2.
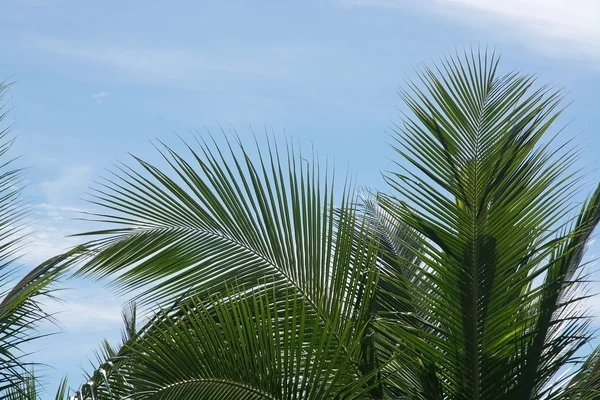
77;284;383;400
562;345;600;400
378;47;595;400
77;134;362;311
70;132;390;398
3;373;69;400
529;183;600;399
0;82;85;396
0;246;86;396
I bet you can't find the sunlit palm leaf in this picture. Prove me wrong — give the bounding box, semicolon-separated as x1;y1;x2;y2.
72;132;387;397
76;134;370;322
563;346;600;400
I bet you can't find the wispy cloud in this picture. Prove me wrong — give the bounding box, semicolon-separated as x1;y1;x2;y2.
20;203;87;266
16;165;93;266
92;91;110;102
27;35;292;83
41;164;92;204
41;290;123;333
342;0;600;61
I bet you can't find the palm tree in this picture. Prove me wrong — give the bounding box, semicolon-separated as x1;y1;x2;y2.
4;374;69;400
0;82;81;397
70;50;600;399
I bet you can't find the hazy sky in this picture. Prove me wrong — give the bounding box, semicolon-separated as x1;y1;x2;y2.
1;0;599;397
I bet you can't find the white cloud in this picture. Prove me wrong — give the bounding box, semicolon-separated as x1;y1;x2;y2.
20;166;93;266
342;0;600;61
92;91;110;103
40;289;123;333
19;203;89;266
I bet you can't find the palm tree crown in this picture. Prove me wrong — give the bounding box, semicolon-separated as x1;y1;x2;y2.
57;50;600;400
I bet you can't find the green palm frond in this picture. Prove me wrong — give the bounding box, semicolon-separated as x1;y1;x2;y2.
354;192;442;399
4;373;69;400
3;372;36;400
0;247;83;395
376;48;599;400
59;49;600;400
76;284;382;400
76;134;367;315
524;184;600;400
0;82;85;396
72;133;387;398
129;285;381;399
563;345;600;400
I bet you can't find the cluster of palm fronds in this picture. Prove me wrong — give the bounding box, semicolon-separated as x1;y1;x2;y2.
2;50;600;400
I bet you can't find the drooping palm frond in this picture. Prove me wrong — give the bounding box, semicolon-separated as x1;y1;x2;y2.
72;133;386;397
3;372;36;400
0;82;85;396
86;285;383;400
374;48;600;400
0;247;84;396
76;133;373;313
0;80;32;394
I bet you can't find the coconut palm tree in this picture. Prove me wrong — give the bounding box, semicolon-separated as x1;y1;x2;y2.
4;374;69;400
69;50;600;399
0;82;81;397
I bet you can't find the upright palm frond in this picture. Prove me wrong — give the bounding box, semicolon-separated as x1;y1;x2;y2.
376;48;600;400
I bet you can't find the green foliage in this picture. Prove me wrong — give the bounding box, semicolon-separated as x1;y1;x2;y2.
4;374;68;400
61;50;600;399
0;82;83;398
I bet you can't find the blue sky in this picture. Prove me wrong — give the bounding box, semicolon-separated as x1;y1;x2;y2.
1;0;599;397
